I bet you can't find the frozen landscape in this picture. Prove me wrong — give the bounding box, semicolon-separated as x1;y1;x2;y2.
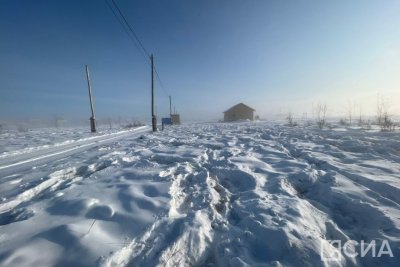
0;122;400;266
2;0;400;265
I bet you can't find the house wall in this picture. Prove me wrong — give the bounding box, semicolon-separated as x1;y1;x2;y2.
171;114;181;124
224;106;254;122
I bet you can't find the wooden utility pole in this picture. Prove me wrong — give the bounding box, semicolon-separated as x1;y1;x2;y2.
85;65;96;133
151;54;157;132
169;95;172;115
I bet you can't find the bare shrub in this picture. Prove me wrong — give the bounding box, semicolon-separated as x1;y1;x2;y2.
381;112;395;131
103;118;113;129
376;95;395;131
376;95;384;126
17;125;28;132
124;121;144;129
338;118;348;126
363;122;372;130
314;103;327;129
344;100;356;125
357;107;364;126
286;111;297;126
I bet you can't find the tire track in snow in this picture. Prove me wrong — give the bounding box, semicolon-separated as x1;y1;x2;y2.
0;168;78;213
0;128;149;214
0;126;149;173
0;158;117;214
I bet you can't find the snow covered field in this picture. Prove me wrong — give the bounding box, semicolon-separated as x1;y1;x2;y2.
1;122;400;266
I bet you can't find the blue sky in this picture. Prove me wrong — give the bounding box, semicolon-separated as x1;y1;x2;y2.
1;0;400;123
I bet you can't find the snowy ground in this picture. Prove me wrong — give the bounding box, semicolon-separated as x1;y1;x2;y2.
1;122;400;266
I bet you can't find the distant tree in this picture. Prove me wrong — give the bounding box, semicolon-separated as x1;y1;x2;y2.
381;111;395;131
117;116;122;128
314;103;327;129
376;95;395;131
376;95;384;126
344;100;356;125
357;106;363;126
17;124;28;132
286;111;296;126
53;116;65;129
104;118;113;129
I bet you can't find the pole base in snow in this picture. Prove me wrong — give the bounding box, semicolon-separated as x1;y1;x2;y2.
152;116;157;132
90;117;96;133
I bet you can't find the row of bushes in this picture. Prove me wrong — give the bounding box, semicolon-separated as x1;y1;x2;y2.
286;98;397;131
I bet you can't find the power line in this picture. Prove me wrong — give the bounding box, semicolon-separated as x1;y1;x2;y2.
105;0;176;112
105;0;146;61
110;0;151;59
105;0;169;95
154;66;170;98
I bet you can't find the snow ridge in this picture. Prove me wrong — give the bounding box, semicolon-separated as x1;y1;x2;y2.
104;123;400;266
2;123;400;266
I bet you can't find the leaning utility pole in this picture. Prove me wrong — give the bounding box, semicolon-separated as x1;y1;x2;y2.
169;95;172;115
151;54;157;132
85;65;96;133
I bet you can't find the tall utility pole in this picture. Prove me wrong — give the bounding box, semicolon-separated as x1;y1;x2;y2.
85;65;96;133
151;54;157;132
169;95;172;115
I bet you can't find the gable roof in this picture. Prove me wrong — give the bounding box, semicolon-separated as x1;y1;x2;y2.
223;103;255;113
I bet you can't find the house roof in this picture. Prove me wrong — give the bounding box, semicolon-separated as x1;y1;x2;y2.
223;103;255;113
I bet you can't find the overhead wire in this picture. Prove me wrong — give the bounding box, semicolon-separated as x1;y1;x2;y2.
110;0;151;59
105;0;149;64
105;0;175;111
154;67;170;98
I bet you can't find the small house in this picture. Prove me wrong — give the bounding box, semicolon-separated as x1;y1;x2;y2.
223;103;255;122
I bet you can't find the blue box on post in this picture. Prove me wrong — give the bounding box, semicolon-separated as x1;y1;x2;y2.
161;118;172;130
162;118;172;125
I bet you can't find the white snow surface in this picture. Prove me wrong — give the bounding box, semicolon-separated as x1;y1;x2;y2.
1;122;400;266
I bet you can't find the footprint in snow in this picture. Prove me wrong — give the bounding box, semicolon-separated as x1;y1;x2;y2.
86;205;114;220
